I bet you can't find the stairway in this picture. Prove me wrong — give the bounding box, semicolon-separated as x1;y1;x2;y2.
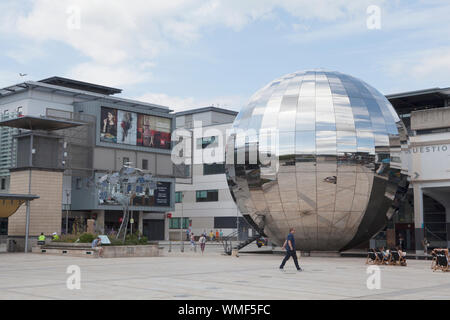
221;232;263;255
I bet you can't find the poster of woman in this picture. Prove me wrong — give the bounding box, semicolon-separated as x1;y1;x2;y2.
137;114;153;147
117;110;137;145
100;107;117;143
137;114;171;149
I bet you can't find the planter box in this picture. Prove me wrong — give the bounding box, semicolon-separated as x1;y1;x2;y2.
32;243;162;258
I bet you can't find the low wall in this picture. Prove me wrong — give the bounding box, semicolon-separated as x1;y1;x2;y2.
32;245;98;258
32;243;162;258
102;245;161;258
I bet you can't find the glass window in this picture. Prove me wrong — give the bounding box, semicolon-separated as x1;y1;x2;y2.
197;136;218;149
175;192;183;203
0;218;7;235
203;163;225;175
196;190;219;202
76;178;82;190
142;159;148;170
1;179;5;190
169;217;189;229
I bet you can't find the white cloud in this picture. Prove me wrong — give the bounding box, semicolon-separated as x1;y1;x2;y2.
136;92;247;112
2;0;449;95
67;63;152;88
0;71;29;88
1;0;386;87
385;47;450;88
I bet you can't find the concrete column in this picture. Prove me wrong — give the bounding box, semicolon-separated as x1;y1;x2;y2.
413;184;424;255
138;211;143;235
95;210;105;234
165;214;170;241
446;208;450;249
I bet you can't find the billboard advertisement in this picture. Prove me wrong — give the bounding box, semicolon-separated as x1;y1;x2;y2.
154;182;171;206
100;107;118;143
137;114;171;150
117;110;137;145
100;107;171;150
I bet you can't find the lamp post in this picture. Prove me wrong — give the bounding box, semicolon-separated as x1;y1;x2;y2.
236;206;240;242
24;136;34;253
65;190;70;234
180;192;184;252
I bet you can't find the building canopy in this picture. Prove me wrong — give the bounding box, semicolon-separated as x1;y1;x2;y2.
0;194;39;218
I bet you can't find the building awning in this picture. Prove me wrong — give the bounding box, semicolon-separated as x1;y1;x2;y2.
0;194;39;218
0;116;84;131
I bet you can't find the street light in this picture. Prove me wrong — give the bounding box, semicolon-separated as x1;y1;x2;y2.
180;191;184;252
65;190;70;234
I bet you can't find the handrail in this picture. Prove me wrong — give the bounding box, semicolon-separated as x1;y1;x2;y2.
424;226;446;242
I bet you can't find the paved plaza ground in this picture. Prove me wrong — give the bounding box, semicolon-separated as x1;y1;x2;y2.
0;249;449;300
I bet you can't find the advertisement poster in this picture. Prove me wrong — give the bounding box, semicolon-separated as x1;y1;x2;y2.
100;107;118;143
137;114;152;147
153;118;171;150
117;110;137;145
137;115;172;149
154;182;171;206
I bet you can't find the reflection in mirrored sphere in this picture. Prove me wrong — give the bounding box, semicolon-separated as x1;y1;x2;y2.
226;70;408;251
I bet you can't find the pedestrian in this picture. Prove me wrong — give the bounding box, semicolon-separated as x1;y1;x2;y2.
186;228;190;241
215;230;219;242
199;234;206;254
210;230;214;241
52;232;59;241
398;233;405;250
219;229;223;241
279;228;302;271
422;237;430;258
190;232;197;252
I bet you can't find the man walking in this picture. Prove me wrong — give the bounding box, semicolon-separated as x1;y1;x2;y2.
279;228;302;271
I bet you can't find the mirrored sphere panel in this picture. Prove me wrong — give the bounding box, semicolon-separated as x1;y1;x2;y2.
226;70;408;251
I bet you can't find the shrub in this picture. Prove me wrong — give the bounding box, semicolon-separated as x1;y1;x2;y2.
107;232;148;245
125;232;148;245
52;234;79;243
78;233;96;243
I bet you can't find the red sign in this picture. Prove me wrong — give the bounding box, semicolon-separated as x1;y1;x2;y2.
167;213;172;218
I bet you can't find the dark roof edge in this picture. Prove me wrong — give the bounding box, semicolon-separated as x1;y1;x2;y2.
386;87;450;99
174;106;239;117
39;76;122;95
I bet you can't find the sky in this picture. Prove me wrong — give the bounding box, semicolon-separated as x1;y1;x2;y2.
0;0;449;112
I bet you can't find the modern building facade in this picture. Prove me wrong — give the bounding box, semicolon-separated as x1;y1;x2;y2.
171;107;251;240
387;87;450;252
1;74;448;254
0;77;175;249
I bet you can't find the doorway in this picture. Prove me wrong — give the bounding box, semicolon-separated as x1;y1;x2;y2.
143;219;165;240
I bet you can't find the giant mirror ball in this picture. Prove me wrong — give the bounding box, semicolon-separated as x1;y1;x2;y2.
225;70;408;251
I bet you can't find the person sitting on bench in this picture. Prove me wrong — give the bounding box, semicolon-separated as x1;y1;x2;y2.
38;233;46;245
91;237;104;257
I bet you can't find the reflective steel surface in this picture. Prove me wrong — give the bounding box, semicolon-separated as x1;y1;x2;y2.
226;70;407;251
